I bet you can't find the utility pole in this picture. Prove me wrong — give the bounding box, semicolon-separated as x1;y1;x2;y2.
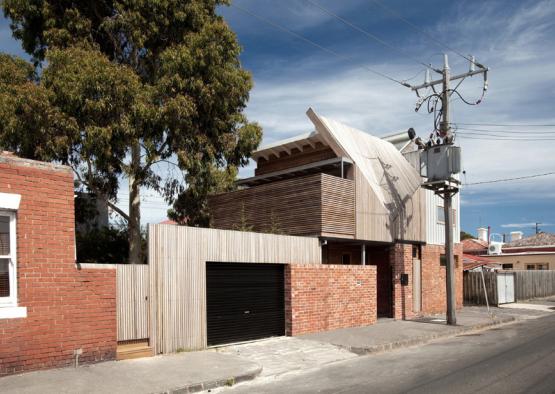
536;222;541;234
409;54;489;326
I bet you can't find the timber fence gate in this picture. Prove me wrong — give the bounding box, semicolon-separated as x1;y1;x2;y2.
116;264;150;341
464;270;555;305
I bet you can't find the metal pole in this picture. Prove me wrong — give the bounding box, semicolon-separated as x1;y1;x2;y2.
361;244;366;266
444;194;456;325
480;267;490;314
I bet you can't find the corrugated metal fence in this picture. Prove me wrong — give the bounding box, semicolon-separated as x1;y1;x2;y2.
116;264;149;341
464;270;555;305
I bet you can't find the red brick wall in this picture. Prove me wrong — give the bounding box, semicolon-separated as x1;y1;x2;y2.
0;155;117;376
285;264;376;336
421;243;463;315
390;243;463;319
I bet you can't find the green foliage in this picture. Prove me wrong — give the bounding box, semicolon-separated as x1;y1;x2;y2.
232;203;254;232
76;227;130;265
460;230;475;240
0;0;262;261
265;210;284;235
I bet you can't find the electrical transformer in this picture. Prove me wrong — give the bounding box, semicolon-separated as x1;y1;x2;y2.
420;144;461;182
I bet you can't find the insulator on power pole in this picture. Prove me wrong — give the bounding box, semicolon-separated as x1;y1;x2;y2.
469;55;476;72
425;69;431;84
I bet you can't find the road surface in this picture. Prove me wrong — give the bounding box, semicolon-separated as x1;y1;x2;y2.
220;314;555;394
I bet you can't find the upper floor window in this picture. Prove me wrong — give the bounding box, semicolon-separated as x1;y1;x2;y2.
437;206;456;227
0;211;16;306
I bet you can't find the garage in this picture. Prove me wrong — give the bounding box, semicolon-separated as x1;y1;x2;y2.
206;262;285;346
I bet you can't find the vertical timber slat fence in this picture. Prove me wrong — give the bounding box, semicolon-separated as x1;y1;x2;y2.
514;270;555;300
463;271;498;305
464;270;555;306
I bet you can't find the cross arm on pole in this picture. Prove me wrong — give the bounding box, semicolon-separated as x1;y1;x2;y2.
409;67;488;91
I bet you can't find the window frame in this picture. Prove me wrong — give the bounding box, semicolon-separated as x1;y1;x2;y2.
0;210;17;307
437;205;456;227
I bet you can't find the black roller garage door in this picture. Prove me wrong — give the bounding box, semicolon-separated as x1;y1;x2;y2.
206;262;285;346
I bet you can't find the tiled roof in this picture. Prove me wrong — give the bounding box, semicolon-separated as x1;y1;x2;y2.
504;232;555;248
462;254;501;271
462;238;488;251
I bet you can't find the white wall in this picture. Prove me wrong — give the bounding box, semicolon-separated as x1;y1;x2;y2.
425;189;460;245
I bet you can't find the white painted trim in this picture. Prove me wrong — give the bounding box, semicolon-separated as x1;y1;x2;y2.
0;193;21;210
0;306;27;319
0;211;17;306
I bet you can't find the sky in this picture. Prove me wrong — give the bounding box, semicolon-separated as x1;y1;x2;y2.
1;0;555;237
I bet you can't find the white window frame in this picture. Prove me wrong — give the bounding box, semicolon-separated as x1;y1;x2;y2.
0;210;17;307
437;205;456;227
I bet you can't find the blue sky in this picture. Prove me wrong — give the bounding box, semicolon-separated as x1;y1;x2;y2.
2;0;555;237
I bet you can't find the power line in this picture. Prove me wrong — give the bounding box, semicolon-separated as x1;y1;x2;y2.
369;0;480;67
455;122;555;127
455;127;555;135
304;0;440;74
457;135;555;141
457;131;555;139
464;171;555;186
231;2;411;88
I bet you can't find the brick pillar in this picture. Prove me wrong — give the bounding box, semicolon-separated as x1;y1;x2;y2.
390;243;415;320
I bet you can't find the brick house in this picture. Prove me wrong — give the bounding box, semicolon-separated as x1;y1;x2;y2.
209;109;463;320
0;153;117;376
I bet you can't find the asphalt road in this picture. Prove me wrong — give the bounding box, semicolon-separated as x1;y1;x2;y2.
220;314;555;394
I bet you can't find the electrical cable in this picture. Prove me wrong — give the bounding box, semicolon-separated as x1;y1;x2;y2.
464;171;555;186
231;2;411;88
453;127;555;135
457;135;555;141
369;0;482;67
304;0;440;74
455;122;555;127
456;131;555;139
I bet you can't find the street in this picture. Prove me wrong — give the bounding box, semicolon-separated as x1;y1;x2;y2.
218;314;555;394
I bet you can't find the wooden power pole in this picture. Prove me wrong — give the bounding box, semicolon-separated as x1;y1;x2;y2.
409;54;488;325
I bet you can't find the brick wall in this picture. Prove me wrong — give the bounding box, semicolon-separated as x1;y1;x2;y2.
390;243;463;319
421;243;463;315
0;154;117;376
285;264;377;336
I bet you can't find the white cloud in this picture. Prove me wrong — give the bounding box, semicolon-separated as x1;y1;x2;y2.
501;222;553;228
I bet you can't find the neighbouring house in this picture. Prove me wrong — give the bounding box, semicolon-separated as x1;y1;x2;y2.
0;152;117;376
462;228;555;270
462;254;501;272
208;108;463;322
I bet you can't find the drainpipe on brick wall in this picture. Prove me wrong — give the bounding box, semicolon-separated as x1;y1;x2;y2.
361;244;366;265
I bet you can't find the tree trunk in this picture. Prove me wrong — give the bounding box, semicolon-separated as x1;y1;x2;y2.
128;141;142;264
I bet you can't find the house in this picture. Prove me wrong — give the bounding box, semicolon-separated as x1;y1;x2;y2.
0;152;116;376
462;254;501;272
462;229;555;270
209;108;463;319
491;232;555;270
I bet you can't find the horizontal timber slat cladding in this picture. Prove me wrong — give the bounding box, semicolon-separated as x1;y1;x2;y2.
208;173;355;238
148;225;321;354
255;144;336;176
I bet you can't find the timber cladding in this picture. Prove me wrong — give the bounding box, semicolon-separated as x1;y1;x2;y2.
255;145;336;176
208;173;355;238
148;225;322;354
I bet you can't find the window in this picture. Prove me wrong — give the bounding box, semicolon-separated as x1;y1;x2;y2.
439;254;459;267
502;264;513;270
0;212;16;307
526;263;548;270
437;206;457;227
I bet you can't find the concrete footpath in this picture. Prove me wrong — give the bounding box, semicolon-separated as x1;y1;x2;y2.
2;305;550;394
0;351;261;394
299;307;522;355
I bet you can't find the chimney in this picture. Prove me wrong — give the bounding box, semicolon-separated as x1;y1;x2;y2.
510;231;523;242
477;227;488;242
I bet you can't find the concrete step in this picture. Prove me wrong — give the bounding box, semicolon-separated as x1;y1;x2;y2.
116;340;153;361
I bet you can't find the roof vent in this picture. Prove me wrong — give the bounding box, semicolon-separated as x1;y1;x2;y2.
477;227;488;242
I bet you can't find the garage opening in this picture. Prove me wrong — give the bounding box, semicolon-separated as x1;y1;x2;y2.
206;262;285;346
